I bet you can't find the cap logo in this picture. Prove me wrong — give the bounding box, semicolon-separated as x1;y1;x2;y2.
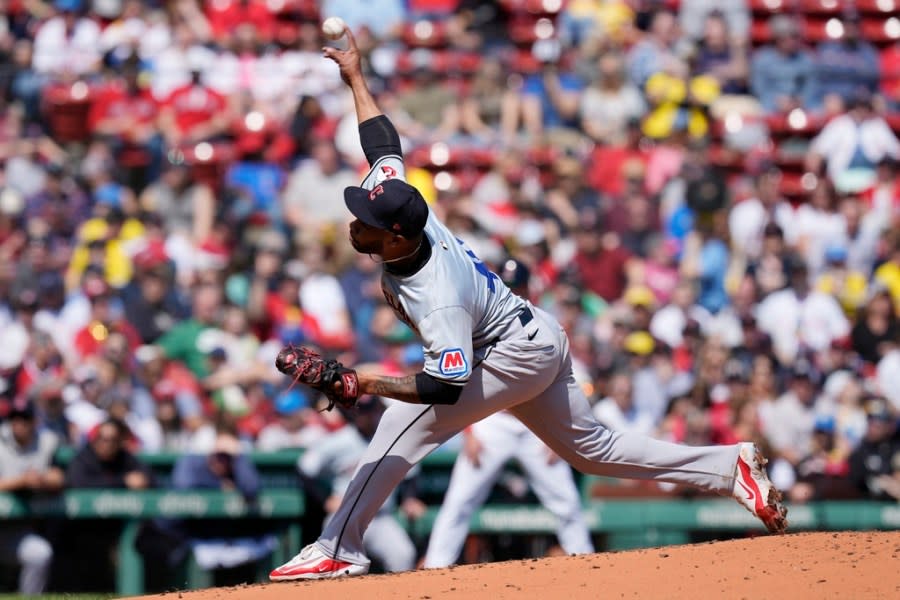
369;185;384;201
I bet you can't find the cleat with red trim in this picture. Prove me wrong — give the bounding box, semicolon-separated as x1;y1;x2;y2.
270;544;369;581
733;443;788;534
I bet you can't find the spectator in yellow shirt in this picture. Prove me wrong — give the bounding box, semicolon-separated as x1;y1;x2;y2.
66;194;144;291
874;232;900;315
816;245;868;318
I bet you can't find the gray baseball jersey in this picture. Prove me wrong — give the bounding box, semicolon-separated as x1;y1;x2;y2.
361;155;527;386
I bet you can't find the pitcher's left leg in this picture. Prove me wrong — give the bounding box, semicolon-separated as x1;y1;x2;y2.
517;432;594;555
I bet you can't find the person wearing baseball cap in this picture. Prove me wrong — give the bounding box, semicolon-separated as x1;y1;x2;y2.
270;22;787;582
343;178;429;262
0;399;63;594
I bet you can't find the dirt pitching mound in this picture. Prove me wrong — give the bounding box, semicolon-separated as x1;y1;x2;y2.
131;531;900;600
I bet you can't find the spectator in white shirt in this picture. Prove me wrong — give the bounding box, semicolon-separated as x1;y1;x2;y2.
257;389;327;451
149;22;215;101
592;371;657;435
679;0;749;42
649;279;711;349
282;138;359;232
32;0;102;80
760;360;820;489
756;263;851;365
838;194;882;276
794;179;845;276
728;162;795;260
806;92;900;185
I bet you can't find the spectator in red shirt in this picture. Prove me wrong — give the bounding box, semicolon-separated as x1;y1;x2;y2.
571;208;635;302
882;39;900;111
72;276;141;359
205;0;277;45
158;66;230;148
87;55;163;183
586;118;649;198
14;330;64;401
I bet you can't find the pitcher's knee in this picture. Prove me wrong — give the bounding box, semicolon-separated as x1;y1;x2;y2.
18;534;53;568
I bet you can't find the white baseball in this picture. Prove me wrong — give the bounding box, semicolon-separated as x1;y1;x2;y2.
322;17;347;41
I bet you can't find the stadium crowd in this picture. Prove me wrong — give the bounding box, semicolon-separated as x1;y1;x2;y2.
1;0;900;593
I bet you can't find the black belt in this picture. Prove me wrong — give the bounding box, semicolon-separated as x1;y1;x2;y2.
518;307;533;327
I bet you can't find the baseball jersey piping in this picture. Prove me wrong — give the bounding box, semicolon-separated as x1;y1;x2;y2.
330;404;434;563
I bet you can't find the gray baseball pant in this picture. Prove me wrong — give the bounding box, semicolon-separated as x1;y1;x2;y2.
317;306;741;566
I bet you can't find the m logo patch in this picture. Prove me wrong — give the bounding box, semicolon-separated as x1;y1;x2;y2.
439;348;468;376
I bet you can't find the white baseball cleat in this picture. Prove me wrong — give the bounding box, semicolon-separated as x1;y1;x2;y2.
269;544;369;581
732;443;788;534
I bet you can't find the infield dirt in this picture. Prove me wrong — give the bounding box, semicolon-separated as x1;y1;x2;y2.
130;531;900;599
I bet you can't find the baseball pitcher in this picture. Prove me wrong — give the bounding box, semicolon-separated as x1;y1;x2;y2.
269;28;786;581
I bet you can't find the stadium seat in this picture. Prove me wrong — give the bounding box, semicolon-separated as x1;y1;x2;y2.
499;0;565;16
765;112;826;136
402;20;450;48
779;171;813;197
798;0;845;15
856;0;899;15
42;81;93;143
508;16;556;45
802;17;845;41
749;0;790;14
861;16;900;44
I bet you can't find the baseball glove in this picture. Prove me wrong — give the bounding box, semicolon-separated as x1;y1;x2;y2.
275;345;359;411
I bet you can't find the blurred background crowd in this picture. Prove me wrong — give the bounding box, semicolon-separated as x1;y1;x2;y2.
1;0;900;592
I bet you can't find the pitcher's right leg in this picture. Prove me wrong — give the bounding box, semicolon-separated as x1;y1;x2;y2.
510;367;786;533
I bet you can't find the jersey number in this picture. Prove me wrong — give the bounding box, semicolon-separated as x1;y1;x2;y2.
456;238;499;293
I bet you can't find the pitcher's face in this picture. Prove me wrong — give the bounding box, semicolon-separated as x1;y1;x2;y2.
349;219;387;255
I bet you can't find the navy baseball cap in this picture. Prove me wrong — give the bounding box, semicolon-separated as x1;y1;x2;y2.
344;179;428;238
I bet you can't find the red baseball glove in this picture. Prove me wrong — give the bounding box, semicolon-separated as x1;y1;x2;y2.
275;345;359;411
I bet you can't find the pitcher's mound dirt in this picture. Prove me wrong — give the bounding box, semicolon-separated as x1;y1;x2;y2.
132;531;900;600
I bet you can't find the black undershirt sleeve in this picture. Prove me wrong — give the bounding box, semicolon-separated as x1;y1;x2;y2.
359;115;402;167
414;372;464;405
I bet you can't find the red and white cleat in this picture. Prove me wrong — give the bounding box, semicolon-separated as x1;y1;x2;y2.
269;544;369;581
733;443;788;534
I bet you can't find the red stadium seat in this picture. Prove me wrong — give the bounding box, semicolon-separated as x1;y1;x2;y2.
42;81;93;143
861;17;900;44
855;0;899;14
798;0;845;15
749;0;791;14
508;16;558;45
402;20;450;48
779;171;810;197
801;17;844;42
765;112;827;136
499;0;565;16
